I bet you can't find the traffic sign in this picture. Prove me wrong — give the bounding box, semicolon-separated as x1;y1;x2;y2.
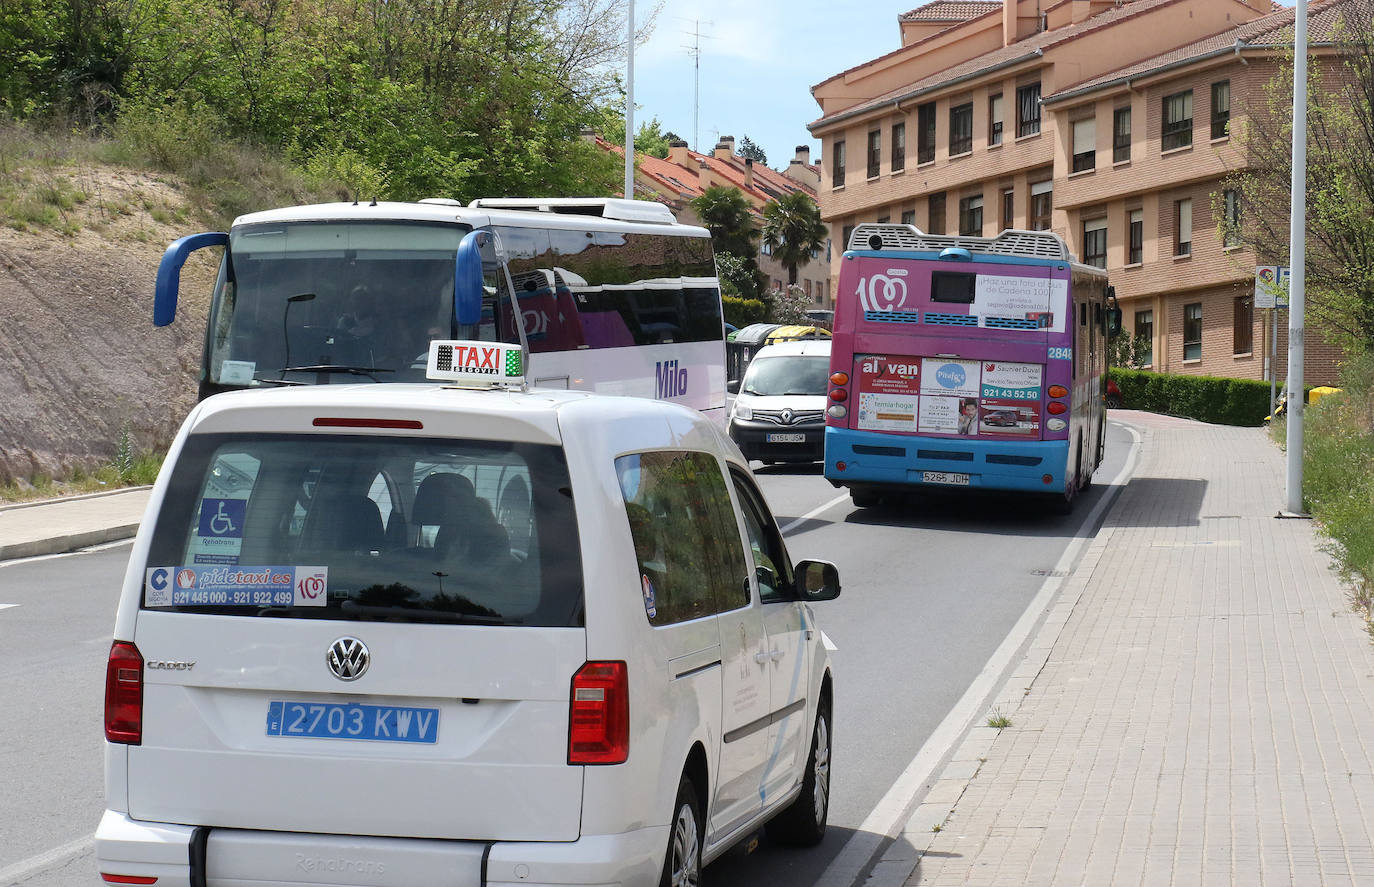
1255;265;1290;309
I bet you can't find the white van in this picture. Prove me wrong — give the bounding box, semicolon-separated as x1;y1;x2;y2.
97;343;840;887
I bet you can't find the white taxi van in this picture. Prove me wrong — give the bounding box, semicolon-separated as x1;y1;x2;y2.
97;341;840;887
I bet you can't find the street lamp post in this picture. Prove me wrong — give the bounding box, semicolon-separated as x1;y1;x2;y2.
1284;0;1309;517
624;0;635;202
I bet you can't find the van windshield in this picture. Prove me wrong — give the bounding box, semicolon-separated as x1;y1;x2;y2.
143;433;583;626
741;355;830;396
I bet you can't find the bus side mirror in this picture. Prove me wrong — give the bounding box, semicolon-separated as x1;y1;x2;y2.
1107;307;1122;337
453;230;489;326
154;232;227;327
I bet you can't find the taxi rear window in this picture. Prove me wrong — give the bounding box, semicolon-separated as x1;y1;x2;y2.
143;433;583;626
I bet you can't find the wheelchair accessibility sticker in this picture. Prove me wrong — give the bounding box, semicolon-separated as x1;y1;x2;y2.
191;497;247;564
144;565;328;608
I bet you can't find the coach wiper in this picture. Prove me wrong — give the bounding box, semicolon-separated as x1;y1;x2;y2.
271;365;395;384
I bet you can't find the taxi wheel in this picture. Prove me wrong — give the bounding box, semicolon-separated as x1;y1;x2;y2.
766;701;831;846
660;775;702;887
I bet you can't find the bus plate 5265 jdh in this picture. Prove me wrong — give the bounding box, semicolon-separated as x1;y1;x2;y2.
922;471;970;486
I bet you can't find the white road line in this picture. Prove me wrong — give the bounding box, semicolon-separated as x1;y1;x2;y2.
823;422;1143;887
0;604;17;611
0;834;93;886
779;493;850;536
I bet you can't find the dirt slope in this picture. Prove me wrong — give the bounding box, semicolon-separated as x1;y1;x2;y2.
0;168;217;482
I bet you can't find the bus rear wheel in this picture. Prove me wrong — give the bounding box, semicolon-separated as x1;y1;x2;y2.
849;488;882;508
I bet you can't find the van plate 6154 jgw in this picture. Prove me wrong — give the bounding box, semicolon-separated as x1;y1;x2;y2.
266;701;440;743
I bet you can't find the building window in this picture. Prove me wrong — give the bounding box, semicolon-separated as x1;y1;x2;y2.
832;140;845;187
867;129;881;178
1128;209;1143;264
950;102;973;155
1016;82;1041;137
1029;180;1052;231
1113;107;1131;163
1072;116;1096;173
1082;217;1107;268
928;192;946;235
1001;188;1014;231
761;240;772;256
917;102;936;164
1211;80;1230;140
1223;189;1241;247
876;216;889;224
989;94;1004;146
1135;309;1153;366
959;195;983;236
1175;198;1192;256
901;209;915;226
1183;302;1203;360
1162;90;1193;151
892;122;906;172
1234;295;1253;354
841;224;855;249
804;279;813;300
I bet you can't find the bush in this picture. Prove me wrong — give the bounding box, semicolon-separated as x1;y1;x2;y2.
1108;367;1273;426
723;295;766;328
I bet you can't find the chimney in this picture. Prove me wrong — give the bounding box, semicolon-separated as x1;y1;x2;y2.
1004;0;1016;46
744;158;755;190
579;127;599;143
793;144;811;165
713;141;733;160
669;139;689;167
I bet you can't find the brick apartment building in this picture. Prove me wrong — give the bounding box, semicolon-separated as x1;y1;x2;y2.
595;135;831;309
808;0;1351;385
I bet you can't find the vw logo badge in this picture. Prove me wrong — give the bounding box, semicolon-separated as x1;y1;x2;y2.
327;637;370;681
781;408;794;425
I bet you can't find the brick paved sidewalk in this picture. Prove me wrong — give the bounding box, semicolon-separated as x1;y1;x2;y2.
900;413;1374;886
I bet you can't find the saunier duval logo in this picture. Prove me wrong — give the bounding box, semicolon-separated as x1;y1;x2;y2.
656;360;688;398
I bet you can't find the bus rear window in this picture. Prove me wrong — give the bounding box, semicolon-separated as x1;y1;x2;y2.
931;271;976;304
143;433;583;626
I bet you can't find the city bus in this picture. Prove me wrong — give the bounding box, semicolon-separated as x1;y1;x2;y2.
153;197;727;420
823;224;1112;511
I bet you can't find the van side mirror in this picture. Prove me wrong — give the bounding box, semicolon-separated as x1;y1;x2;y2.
728;379;741;394
794;559;840;601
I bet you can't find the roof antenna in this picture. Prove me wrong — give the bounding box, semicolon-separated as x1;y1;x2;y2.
369;197;378;206
352;194;359;206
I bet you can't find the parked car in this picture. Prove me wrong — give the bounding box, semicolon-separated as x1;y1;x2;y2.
1105;378;1123;409
97;344;841;887
728;339;831;464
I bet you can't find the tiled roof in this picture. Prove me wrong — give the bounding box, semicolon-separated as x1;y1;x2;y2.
1047;0;1355;102
594;138;815;214
812;0;1195;129
900;1;1001;23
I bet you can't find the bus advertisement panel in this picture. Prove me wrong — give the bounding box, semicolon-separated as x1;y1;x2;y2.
824;225;1109;511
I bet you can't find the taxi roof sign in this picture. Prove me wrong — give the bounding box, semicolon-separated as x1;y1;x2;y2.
426;340;526;388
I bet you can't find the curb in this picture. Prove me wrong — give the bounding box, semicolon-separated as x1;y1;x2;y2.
0;524;141;561
0;485;152;513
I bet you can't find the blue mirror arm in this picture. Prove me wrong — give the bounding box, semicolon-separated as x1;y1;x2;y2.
453;230;491;326
154;232;227;327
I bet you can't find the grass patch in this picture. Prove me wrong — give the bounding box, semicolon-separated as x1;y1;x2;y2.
0;449;163;504
986;709;1012;729
1298;354;1374;631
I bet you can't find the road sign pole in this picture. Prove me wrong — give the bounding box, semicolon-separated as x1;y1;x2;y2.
1269;308;1278;419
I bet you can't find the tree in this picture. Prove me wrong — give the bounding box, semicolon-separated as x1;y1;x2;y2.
761;191;827;286
691;185;758;259
1220;0;1374;354
738;135;766;165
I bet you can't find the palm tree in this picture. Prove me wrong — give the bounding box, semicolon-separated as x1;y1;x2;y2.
761;191;827;287
690;185;758;260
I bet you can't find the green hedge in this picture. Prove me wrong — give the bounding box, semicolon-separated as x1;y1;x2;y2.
723;295;767;328
1108;367;1273;426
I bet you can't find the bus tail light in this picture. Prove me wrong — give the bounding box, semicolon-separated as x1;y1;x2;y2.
827;405;847;419
829;372;850;386
1042;474;1054;485
569;661;629;764
828;389;848;403
105;642;143;745
1047;401;1068;415
1047;385;1069;399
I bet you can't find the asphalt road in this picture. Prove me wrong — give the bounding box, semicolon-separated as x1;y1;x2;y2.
1;420;1133;887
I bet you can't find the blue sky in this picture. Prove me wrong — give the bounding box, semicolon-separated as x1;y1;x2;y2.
630;0;1297;171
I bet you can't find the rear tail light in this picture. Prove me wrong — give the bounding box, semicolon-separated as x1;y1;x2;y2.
569;661;628;764
1047;385;1069;399
828;388;848;402
105;642;143;745
1047;401;1068;415
829;372;850;386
